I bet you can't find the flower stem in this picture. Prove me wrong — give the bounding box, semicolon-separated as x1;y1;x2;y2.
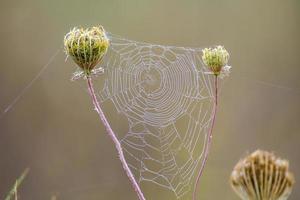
86;76;146;200
193;75;218;200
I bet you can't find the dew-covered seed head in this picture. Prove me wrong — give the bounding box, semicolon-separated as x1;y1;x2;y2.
202;46;229;76
64;26;109;75
230;150;295;200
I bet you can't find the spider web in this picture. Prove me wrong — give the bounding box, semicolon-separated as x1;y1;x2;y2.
76;34;217;199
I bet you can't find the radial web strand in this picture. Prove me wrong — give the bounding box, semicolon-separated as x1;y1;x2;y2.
74;33;218;199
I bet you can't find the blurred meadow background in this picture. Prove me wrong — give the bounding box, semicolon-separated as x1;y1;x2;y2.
0;0;299;199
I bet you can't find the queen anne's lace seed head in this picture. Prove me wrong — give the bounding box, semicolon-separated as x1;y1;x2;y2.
202;46;229;76
64;26;109;76
230;150;295;200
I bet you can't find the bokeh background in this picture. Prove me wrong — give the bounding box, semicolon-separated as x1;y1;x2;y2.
0;0;299;199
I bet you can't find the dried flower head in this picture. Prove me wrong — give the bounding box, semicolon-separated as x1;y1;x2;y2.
202;46;229;76
64;26;109;75
230;150;295;200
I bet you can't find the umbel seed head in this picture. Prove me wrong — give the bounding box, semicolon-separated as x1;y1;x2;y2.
230;150;295;200
64;26;109;75
202;46;229;76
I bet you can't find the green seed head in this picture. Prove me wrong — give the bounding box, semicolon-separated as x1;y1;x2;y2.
202;46;229;76
230;150;295;200
64;26;109;75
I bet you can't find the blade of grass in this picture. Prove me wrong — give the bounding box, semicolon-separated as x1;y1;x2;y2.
5;168;30;200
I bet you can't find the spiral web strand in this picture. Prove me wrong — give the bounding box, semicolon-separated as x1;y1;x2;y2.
76;33;217;199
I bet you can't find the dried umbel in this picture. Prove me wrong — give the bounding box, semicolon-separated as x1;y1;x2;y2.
202;45;229;76
64;26;109;75
230;150;295;200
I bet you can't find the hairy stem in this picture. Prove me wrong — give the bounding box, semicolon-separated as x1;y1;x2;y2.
193;76;218;200
86;77;146;200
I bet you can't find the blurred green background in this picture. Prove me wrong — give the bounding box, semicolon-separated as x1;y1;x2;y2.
0;0;299;199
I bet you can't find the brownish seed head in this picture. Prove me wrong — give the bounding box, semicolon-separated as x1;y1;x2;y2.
230;150;295;200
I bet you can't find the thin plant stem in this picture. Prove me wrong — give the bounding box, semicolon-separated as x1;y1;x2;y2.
86;76;146;200
193;75;218;200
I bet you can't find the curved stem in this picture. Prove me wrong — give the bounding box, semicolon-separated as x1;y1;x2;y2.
86;76;146;200
193;75;218;200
